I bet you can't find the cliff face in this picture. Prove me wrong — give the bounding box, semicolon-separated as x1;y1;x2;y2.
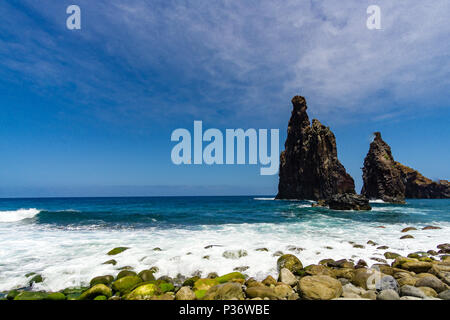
361;132;450;201
276;96;355;200
396;162;450;199
361;132;406;203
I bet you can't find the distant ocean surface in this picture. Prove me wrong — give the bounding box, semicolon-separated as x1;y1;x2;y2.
0;196;449;291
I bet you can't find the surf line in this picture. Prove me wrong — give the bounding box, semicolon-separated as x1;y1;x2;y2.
170;121;279;175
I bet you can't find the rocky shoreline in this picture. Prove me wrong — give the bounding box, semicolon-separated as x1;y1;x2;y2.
2;239;449;301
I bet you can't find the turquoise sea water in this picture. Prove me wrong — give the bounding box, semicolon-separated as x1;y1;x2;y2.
0;196;449;291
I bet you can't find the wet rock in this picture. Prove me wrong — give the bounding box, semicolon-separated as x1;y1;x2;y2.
80;284;112;300
94;295;107;300
422;226;441;230
415;276;447;293
438;289;450;300
29;274;43;286
153;247;162;251
233;266;249;272
107;247;129;256
46;292;66;300
183;276;200;287
117;270;137;279
222;250;248;259
327;194;371;211
175;286;196;300
204;282;244;300
400;235;414;239
276;254;303;274
138;270;156;282
193;278;220;292
278;268;297;286
377;289;400;300
273;283;294;299
304;264;334;277
367;240;378;246
90;275;114;287
361;132;406;203
246;286;278;300
276;96;356;200
400;285;427;298
262;275;277;286
14;291;49;300
298;275;343;300
377;246;389;250
255;248;269;252
401;261;433;273
401;227;417;233
125;283;158;300
207;273;218;279
102;259;117;266
216;272;245;284
417;287;438;298
112;276;142;294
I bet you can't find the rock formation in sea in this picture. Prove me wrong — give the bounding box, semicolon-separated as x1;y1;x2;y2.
362;132;450;201
361;132;406;203
396;162;450;199
276;96;356;201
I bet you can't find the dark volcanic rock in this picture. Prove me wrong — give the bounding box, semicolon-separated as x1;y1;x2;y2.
326;194;371;211
361;132;406;203
276;96;355;200
395;162;450;199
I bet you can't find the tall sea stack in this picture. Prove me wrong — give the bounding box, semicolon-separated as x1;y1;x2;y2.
361;132;405;203
276;96;355;200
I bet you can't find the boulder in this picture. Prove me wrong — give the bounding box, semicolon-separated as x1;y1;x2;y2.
216;272;245;284
117;270;137;279
298;275;343;300
245;286;278;300
262;275;277;286
415;276;447;293
278;268;297;286
277;254;303;274
326;193;371;211
46;292;66;301
401;227;417;233
90;275;114;287
193;278;219;292
401;261;433;273
125;283;158;300
417;287;438;298
138;270;156;282
175;286;196;300
377;289;400;300
107;247;129;255
273;283;294;299
79;284;112;300
400;285;427;298
112;276;142;294
222;250;248;259
203;282;245;300
14;291;49;300
438;289;450;300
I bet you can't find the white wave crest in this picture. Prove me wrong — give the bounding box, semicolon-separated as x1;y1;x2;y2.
253;197;275;201
369;199;386;203
0;208;41;222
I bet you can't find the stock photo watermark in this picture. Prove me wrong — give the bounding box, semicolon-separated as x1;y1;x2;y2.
170;121;280;175
367;5;381;30
66;5;81;30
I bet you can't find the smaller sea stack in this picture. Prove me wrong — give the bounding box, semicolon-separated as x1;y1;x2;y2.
361;132;405;203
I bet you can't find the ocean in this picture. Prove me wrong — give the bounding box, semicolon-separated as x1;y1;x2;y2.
0;196;449;292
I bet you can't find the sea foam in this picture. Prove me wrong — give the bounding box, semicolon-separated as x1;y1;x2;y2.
0;208;41;223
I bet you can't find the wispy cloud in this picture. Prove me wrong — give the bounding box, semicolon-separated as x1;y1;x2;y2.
1;0;449;127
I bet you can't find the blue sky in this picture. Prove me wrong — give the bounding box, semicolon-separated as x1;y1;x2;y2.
0;0;449;197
